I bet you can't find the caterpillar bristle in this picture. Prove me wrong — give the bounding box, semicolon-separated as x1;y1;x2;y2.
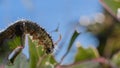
0;20;54;54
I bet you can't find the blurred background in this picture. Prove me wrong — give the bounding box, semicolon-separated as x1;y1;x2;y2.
0;0;104;65
0;0;120;68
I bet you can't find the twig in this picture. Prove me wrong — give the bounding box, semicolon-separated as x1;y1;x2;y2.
56;57;117;68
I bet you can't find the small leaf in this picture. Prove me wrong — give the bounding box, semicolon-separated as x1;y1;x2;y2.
112;51;120;67
7;37;22;50
68;31;80;51
28;36;57;68
75;44;99;62
5;53;29;68
100;0;120;21
60;31;79;63
0;36;23;65
39;55;57;68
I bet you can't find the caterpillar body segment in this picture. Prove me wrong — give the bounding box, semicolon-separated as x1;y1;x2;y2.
0;20;54;64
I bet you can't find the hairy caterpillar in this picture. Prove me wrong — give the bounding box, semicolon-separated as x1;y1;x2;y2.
0;20;54;64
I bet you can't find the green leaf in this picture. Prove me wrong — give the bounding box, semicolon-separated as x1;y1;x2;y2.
1;34;57;68
28;36;57;68
39;55;57;68
112;51;120;67
5;53;29;68
0;36;23;65
75;44;99;62
28;36;45;68
67;31;80;51
7;37;22;50
100;0;120;21
60;31;79;63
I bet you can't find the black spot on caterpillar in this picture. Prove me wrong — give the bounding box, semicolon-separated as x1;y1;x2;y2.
0;20;54;64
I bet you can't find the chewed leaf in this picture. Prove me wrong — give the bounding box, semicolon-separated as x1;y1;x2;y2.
0;20;54;66
8;46;23;65
28;36;57;68
75;43;100;62
0;36;23;65
28;36;45;68
5;53;29;68
39;55;57;68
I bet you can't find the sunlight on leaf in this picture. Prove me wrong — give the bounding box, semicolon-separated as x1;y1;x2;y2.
112;51;120;67
100;0;120;21
75;43;99;62
103;0;120;14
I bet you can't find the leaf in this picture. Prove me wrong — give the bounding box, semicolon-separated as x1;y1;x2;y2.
39;55;57;68
60;31;79;63
28;36;45;68
0;36;23;65
75;44;99;62
112;51;120;67
0;20;56;68
100;0;120;21
1;33;57;68
67;31;80;52
28;36;57;68
7;37;22;50
5;53;29;68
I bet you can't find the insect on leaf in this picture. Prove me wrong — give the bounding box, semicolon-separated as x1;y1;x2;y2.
0;20;55;67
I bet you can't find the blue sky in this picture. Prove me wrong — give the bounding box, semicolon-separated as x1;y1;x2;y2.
0;0;103;65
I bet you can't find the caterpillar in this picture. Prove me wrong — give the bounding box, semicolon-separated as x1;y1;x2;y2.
0;20;54;64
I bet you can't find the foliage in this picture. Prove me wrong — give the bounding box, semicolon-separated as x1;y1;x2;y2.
100;0;120;21
0;0;120;68
75;45;99;62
